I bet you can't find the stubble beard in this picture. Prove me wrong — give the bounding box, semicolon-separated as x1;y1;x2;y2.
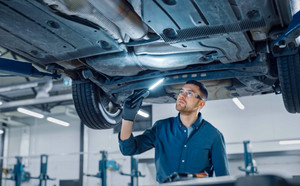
176;102;191;114
176;101;199;116
176;103;182;112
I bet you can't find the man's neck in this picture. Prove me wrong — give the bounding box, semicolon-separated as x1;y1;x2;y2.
179;112;199;127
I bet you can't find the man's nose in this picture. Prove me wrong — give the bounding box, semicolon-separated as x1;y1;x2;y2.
178;92;186;98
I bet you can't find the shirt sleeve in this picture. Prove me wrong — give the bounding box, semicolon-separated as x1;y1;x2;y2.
211;132;230;176
119;122;157;156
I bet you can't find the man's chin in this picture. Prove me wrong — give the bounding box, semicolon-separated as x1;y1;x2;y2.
176;104;184;111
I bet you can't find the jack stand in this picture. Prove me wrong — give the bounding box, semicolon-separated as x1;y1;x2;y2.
239;141;258;175
120;156;145;186
85;151;120;186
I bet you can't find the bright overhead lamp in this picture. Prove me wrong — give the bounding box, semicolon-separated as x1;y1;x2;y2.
279;140;300;145
0;130;3;135
232;98;245;110
0;101;2;105
46;117;70;127
137;110;149;118
17;107;44;119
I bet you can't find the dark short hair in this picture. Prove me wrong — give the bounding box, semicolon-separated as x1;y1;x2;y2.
185;80;208;100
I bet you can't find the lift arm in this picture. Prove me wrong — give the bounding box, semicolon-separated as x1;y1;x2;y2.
0;58;60;79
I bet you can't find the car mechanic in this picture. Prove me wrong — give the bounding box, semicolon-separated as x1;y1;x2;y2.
119;80;230;183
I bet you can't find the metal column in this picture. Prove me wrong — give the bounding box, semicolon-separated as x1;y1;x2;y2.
0;127;5;186
239;141;258;175
131;156;138;186
39;155;48;186
79;122;84;186
99;151;108;186
14;157;23;186
120;156;145;186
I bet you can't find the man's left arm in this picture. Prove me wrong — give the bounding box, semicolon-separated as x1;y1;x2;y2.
211;132;230;176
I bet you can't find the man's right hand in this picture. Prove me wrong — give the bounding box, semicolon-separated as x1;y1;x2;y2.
122;93;144;121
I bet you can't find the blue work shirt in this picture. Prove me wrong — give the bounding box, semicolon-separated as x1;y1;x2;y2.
119;113;229;183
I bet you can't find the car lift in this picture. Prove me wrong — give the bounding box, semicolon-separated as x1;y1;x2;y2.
85;151;145;186
239;141;258;175
85;151;120;186
3;154;55;186
120;156;145;186
0;57;60;79
272;11;300;57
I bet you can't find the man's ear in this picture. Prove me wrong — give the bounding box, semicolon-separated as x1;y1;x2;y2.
198;101;205;109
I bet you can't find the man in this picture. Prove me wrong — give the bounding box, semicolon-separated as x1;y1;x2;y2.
119;80;229;183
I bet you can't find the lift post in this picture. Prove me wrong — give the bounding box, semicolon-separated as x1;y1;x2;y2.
14;157;23;186
99;151;107;186
120;156;145;186
85;150;120;186
30;154;55;185
37;154;55;186
3;155;54;186
4;156;31;186
39;154;48;186
239;141;258;175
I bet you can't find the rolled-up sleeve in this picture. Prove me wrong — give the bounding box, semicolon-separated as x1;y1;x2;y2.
119;124;157;156
211;132;230;176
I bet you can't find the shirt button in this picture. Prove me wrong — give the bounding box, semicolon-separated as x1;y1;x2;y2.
184;145;187;148
184;130;187;132
182;160;185;163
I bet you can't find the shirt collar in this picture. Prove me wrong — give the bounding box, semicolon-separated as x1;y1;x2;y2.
176;112;203;129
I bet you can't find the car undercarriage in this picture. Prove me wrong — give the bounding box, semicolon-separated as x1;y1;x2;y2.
0;0;299;129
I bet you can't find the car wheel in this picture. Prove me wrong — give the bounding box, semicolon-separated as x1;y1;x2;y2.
277;50;300;113
72;81;122;129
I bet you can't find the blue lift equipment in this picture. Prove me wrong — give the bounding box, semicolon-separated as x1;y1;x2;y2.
4;155;54;186
239;141;258;175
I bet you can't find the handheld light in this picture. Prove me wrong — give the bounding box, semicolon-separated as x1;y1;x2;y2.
130;78;164;108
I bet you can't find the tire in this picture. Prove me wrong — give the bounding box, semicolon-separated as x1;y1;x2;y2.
277;50;300;113
72;81;122;129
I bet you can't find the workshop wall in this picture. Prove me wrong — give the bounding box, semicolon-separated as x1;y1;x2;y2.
2;93;300;186
2;117;81;186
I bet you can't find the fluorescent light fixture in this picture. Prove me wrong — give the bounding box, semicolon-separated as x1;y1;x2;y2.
149;78;164;90
0;130;3;134
290;0;300;15
137;110;149;118
279;140;300;145
17;107;44;119
47;117;70;127
232;98;245;110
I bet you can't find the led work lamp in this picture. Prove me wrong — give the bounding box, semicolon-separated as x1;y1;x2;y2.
129;78;164;108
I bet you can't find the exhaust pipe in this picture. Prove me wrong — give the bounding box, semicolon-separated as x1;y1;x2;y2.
86;51;205;76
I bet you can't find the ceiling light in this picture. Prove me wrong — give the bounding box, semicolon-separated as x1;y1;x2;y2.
0;101;2;105
46;117;70;127
0;130;3;134
232;98;245;110
17;107;44;119
137;110;149;118
279;140;300;145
